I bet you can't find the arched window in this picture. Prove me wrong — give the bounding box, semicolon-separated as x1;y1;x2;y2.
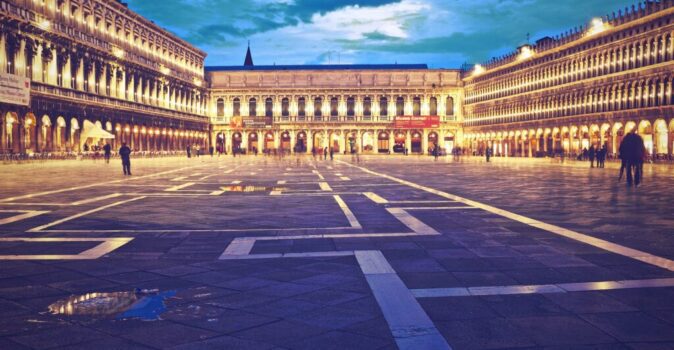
446;96;454;116
282;98;289;117
216;98;224;117
330;97;339;117
347;96;355;117
314;97;322;117
298;97;306;117
379;97;388;116
396;96;404;116
430;97;437;115
363;97;372;117
249;98;257;116
265;97;273;117
413;96;421;116
233;98;240;116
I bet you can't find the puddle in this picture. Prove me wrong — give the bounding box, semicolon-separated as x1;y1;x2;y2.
221;186;286;192
48;289;176;321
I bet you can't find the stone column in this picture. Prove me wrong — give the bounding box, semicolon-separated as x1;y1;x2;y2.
388;131;394;154
421;130;428;155
405;131;411;153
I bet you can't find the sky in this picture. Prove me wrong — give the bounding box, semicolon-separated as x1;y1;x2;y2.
124;0;637;68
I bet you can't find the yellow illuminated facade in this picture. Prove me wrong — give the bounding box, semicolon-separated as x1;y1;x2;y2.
463;2;674;159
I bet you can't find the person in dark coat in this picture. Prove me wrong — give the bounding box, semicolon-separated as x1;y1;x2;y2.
588;145;596;168
323;147;328;160
618;131;646;187
118;142;132;175
103;143;112;164
485;147;491;162
329;147;334;161
186;145;191;158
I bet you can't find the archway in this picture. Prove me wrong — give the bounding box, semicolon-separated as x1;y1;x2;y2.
2;112;20;153
362;131;374;153
295;131;307;153
55;117;66;151
280;131;291;151
264;131;275;151
346;131;357;154
428;132;438;154
313;132;324;152
216;132;226;154
653;119;668;157
23;113;37;153
638;120;653;155
70;118;81;152
39;115;52;152
248;132;258;153
232;132;242;153
394;131;406;153
378;131;390;153
330;132;340;153
411;130;422;153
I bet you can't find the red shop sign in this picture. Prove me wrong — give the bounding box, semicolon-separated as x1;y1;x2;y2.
394;116;440;129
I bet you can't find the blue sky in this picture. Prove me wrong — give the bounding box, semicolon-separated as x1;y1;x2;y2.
125;0;637;68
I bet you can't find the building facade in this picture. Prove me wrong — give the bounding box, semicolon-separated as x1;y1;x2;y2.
207;65;463;155
462;1;674;159
0;0;209;155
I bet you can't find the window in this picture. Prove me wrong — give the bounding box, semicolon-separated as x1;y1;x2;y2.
298;97;306;117
413;96;421;116
347;97;355;117
379;97;388;116
249;98;257;116
396;97;405;116
330;97;339;117
233;98;240;116
363;97;372;117
282;98;289;117
446;96;454;116
314;97;322;117
265;98;273;117
216;98;224;117
430;97;437;115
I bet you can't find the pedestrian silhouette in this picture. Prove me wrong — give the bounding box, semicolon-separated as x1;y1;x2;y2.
118;142;132;175
618;131;646;187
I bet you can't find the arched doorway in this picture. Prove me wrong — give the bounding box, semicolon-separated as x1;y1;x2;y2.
295;131;307;153
313;132;324;152
216;132;226;154
411;130;422;153
653;119;668;158
428;132;438;154
2;112;20;153
264;131;275;151
378;131;389;153
248;132;258;153
362;131;374;153
638;120;653;155
23;113;37;153
280;131;291;151
70;118;81;152
55;117;66;151
330;132;340;153
346;131;357;154
394;131;406;153
232;132;242;153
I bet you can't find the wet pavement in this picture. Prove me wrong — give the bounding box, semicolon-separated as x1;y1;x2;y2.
0;155;673;349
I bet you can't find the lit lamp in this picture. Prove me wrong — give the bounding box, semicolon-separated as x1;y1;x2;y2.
517;45;534;61
472;64;485;76
587;18;608;36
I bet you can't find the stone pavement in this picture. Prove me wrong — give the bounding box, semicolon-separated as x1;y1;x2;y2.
0;154;673;349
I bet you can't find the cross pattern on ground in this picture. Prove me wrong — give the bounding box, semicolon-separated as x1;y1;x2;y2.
1;156;674;349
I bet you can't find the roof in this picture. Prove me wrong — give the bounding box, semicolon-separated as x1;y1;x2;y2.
205;64;429;72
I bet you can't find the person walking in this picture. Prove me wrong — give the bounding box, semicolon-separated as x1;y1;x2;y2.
209;146;214;157
485;147;491;162
598;145;607;168
186;144;192;158
329;146;334;161
119;142;132;176
103;143;112;164
618;131;646;187
588;145;596;168
323;147;328;160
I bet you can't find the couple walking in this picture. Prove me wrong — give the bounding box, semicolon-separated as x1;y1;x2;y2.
618;131;647;187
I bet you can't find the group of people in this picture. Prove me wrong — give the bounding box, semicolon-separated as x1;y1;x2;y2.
582;145;609;168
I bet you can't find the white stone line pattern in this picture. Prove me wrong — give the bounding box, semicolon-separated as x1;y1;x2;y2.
342;161;674;272
70;193;122;206
165;182;196;192
402;207;479;210
355;251;452;350
0;164;207;203
340;176;351;181
27;197;146;232
312;170;325;180
364;192;388;204
277;180;287;185
412;278;674;298
319;182;333;192
0;210;50;226
0;237;134;260
333;195;362;229
386;208;439;235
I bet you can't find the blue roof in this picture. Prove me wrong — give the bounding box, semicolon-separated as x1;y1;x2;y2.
205;64;429;72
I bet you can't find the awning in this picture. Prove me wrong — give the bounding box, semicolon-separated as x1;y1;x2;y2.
80;120;115;149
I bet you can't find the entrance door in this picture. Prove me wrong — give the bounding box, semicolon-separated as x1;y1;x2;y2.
411;131;422;153
249;133;258;153
232;132;242;153
378;132;389;153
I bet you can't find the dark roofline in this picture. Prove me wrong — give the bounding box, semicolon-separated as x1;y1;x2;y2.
205;64;429;72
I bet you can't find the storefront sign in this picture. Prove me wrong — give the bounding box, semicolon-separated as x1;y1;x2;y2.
243;116;272;128
0;73;30;106
394;116;440;129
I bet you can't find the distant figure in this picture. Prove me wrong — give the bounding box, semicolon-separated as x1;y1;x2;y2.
323;147;328;160
598;145;607;168
195;145;201;157
186;145;192;158
329;147;334;161
312;147;317;159
118;142;132;176
103;143;112;164
485;147;491;162
83;144;89;152
433;144;439;160
618;131;646;187
588;145;596;168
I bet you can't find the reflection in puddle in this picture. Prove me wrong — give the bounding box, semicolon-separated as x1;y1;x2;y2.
222;185;286;192
48;289;176;321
